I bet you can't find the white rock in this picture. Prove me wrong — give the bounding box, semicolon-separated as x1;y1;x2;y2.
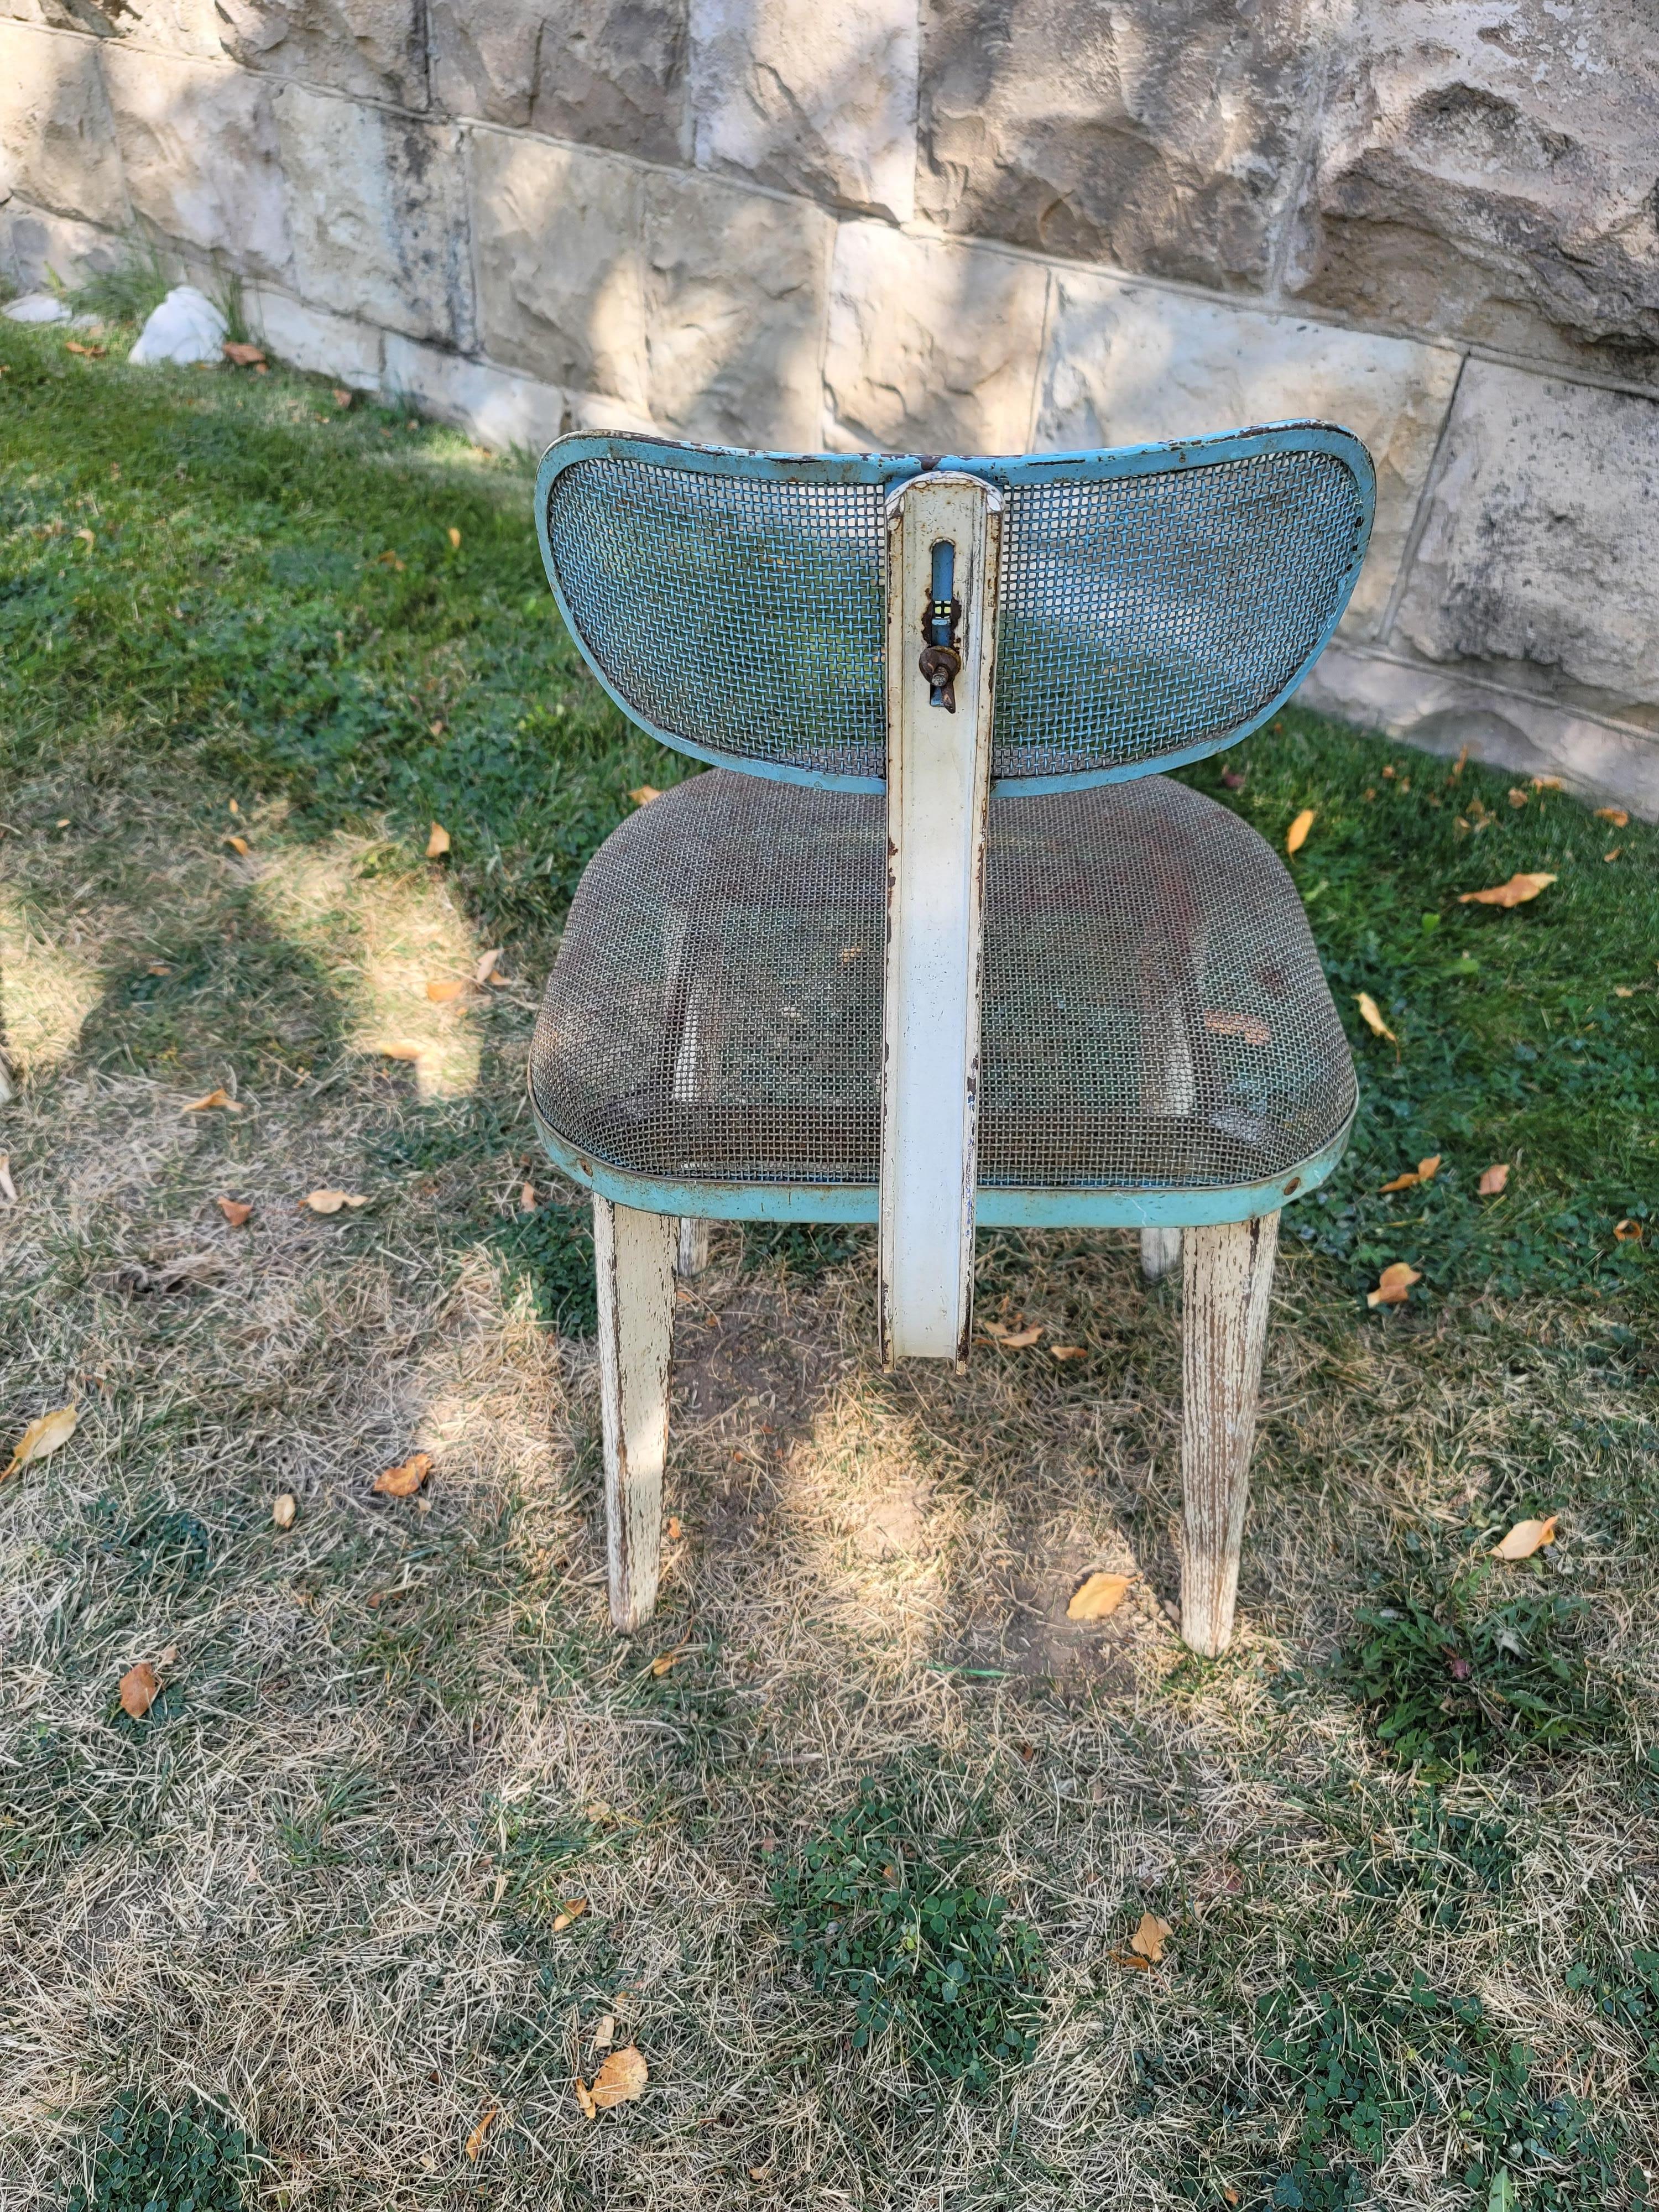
128;284;227;366
3;289;70;323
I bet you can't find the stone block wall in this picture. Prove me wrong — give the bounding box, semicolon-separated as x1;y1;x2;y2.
2;0;1656;810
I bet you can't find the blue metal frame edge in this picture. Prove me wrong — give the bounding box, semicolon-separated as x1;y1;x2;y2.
533;425;1377;798
531;1104;1356;1230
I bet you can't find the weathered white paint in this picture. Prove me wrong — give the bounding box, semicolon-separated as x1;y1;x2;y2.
878;472;1001;1365
592;1194;677;1632
676;1218;710;1276
1180;1211;1279;1656
1140;1225;1182;1282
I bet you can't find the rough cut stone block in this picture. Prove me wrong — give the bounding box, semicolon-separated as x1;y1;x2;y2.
0;198;127;291
823;222;1047;455
0;0;221;55
430;0;685;164
1291;0;1659;385
643;170;829;448
1303;643;1659;825
0;25;129;228
1392;360;1659;730
276;87;472;348
246;282;383;387
1036;273;1460;637
103;50;291;282
469;129;648;410
690;0;917;222
383;333;567;449
917;0;1312;289
218;0;428;109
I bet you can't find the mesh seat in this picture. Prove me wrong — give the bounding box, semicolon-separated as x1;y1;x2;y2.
530;770;1355;1206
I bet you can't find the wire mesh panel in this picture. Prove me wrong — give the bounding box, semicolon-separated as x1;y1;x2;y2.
530;773;1355;1193
544;456;888;781
538;429;1372;788
992;449;1366;781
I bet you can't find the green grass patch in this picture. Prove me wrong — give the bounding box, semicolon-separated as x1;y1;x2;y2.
61;2091;257;2212
1332;1564;1616;1771
769;1777;1044;2091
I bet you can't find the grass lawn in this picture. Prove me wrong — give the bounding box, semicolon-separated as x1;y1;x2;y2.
1;310;1656;2212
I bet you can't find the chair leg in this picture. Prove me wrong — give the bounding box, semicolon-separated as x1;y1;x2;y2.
676;1218;709;1277
1140;1225;1182;1282
593;1196;677;1634
1180;1213;1279;1657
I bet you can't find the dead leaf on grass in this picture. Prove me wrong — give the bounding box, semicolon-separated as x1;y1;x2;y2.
425;977;466;1002
574;2080;597;2121
1355;993;1396;1044
1285;807;1315;855
474;947;502;985
222;341;267;368
1050;1343;1088;1361
272;1493;297;1530
377;1042;423;1061
1458;872;1557;908
183;1088;242;1113
222;834;252;857
650;1644;687;1677
1379;1154;1441;1194
373;1452;431;1497
628;786;661;806
519;1182;536;1212
666;1515;683;1541
302;1188;369;1213
1614;1219;1645;1243
216;1197;253;1226
119;1660;159;1719
5;1403;76;1479
65;339;106;359
552;1897;588;1932
447;526;462;550
1597;807;1629;828
588;2046;648;2109
1478;1163;1510;1196
331;387;352;408
1366;1262;1422;1308
1066;1571;1134;1621
998;1324;1043;1348
465;2106;499;2161
1493;1515;1558;1561
593;2013;615;2051
425;822;451;858
1130;1911;1173;1963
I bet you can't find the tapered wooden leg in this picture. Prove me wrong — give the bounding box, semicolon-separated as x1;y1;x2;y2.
593;1196;676;1633
1140;1225;1182;1282
1180;1213;1279;1657
676;1218;709;1277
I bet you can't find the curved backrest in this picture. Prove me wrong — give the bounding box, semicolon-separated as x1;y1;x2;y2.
536;425;1373;793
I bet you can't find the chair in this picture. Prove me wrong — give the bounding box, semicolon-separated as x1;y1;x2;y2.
528;425;1373;1655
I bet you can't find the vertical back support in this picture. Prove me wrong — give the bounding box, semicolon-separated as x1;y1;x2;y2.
879;473;1003;1365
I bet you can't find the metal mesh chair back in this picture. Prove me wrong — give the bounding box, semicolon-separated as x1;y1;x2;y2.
536;427;1373;791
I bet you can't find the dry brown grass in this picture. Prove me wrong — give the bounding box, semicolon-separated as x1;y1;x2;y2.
2;747;1656;2209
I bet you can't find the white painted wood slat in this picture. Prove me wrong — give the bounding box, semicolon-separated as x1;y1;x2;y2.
593;1195;677;1631
1180;1211;1279;1655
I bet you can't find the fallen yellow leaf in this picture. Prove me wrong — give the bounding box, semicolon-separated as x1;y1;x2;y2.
574;2079;597;2121
448;526;462;550
628;786;661;806
1066;1571;1134;1621
222;340;267;368
465;2105;499;2161
999;1324;1043;1349
552;1896;588;1932
1614;1218;1644;1243
1285;807;1315;855
183;1088;241;1113
1050;1344;1088;1361
119;1659;159;1719
377;549;405;571
1507;786;1528;808
1531;776;1563;791
1458;872;1557;908
272;1493;297;1530
666;1515;683;1541
302;1188;369;1213
650;1644;687;1677
1130;1911;1173;1963
1605;848;1623;863
4;1403;77;1480
1366;1261;1422;1308
593;2013;615;2051
474;947;502;985
425;978;466;1002
1204;1010;1271;1045
222;833;251;857
1492;1514;1558;1561
589;2046;648;2110
75;526;95;547
216;1196;253;1226
1478;1162;1510;1196
1417;1155;1442;1181
1597;807;1629;828
1378;1171;1420;1194
1355;993;1396;1044
425;822;451;858
65;338;106;358
373;1451;432;1497
377;1042;423;1061
519;1181;536;1212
